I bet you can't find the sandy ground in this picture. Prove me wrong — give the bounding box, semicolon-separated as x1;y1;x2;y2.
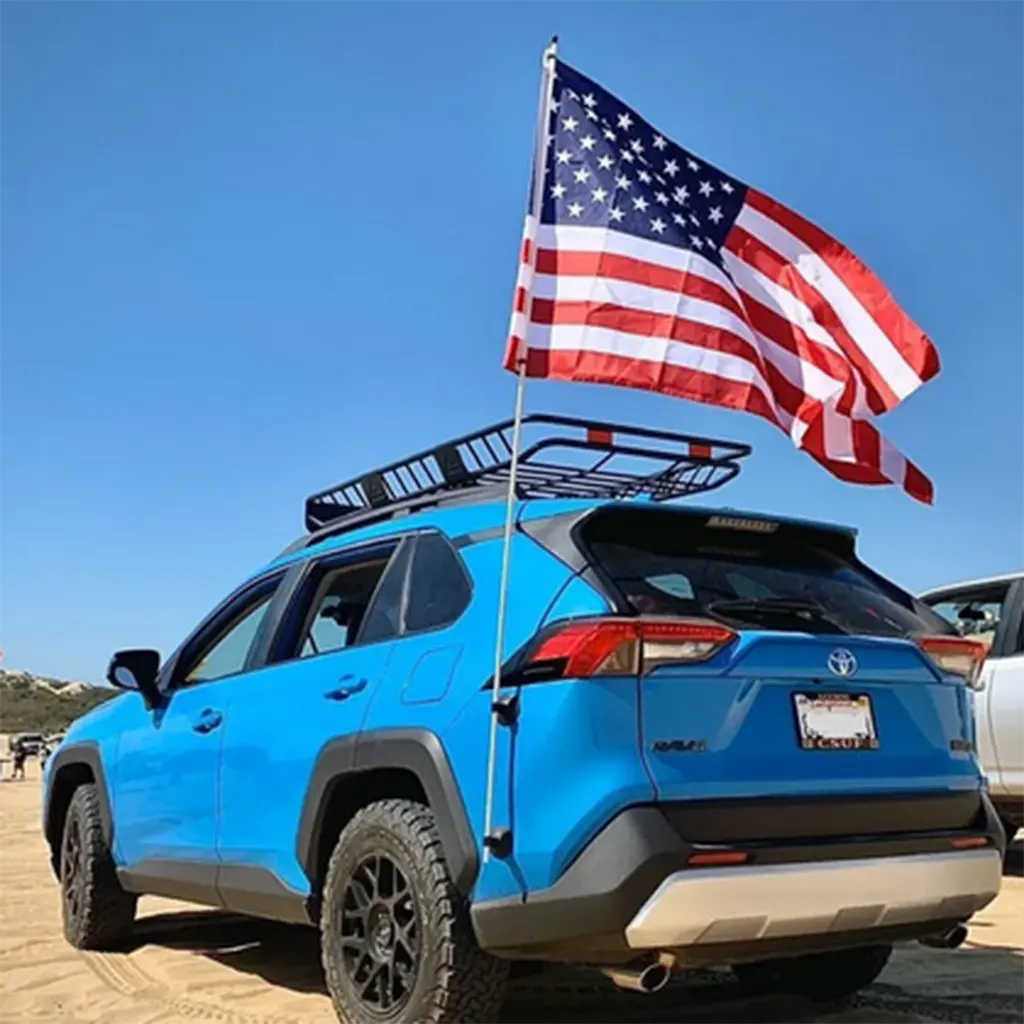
1;762;1021;1024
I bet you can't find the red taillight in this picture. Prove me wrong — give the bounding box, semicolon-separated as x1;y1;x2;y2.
916;635;988;690
949;836;989;850
526;618;736;679
687;850;750;866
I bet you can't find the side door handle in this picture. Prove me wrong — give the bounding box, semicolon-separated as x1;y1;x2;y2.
193;708;224;734
324;676;368;702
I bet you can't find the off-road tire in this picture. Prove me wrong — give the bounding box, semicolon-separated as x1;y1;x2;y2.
732;944;892;1003
998;813;1020;843
320;798;507;1023
60;783;137;950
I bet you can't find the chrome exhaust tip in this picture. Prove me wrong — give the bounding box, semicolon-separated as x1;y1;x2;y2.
919;924;969;949
601;958;672;993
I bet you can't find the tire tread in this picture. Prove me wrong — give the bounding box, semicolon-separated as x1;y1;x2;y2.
61;783;136;951
320;798;506;1023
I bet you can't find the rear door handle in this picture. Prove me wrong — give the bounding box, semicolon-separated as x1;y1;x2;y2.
192;709;224;734
324;677;368;702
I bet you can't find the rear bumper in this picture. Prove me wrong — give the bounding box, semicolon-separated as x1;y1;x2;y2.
471;792;1005;962
626;849;1000;949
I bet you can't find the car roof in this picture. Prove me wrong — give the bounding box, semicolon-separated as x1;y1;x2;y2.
919;571;1024;599
259;496;857;578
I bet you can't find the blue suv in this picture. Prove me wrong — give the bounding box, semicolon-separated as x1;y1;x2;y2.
43;415;1004;1023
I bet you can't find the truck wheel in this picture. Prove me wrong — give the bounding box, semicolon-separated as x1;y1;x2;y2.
733;944;892;1003
60;784;137;950
998;814;1020;842
320;799;507;1023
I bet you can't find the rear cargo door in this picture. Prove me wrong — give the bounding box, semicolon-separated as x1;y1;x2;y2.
576;506;981;815
639;632;979;805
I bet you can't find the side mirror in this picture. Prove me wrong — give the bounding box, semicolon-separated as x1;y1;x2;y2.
107;649;162;710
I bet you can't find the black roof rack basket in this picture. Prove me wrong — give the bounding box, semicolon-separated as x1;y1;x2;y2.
304;414;751;533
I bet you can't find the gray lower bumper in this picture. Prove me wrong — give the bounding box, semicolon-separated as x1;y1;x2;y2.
625;849;1002;949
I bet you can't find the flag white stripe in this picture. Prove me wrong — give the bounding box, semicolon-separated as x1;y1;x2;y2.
535;224;868;422
735;203;923;401
721;249;875;419
507;215;539;344
530;273;755;346
879;432;909;484
535;223;746;309
529;271;849;410
525;322;793;427
822;408;855;462
720;249;842;355
510;212;929;496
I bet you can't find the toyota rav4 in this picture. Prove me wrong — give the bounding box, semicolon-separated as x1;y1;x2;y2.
43;415;1005;1023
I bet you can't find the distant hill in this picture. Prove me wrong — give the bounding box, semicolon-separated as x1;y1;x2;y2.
0;669;117;735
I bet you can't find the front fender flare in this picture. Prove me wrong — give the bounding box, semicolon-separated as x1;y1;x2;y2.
43;742;114;872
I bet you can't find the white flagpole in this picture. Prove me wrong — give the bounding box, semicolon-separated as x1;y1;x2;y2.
482;36;559;861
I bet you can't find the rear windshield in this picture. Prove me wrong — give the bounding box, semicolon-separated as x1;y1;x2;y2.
580;510;951;639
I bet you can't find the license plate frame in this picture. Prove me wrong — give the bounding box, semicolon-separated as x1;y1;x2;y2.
793;691;879;751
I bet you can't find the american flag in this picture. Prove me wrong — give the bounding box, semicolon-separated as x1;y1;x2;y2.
505;59;940;503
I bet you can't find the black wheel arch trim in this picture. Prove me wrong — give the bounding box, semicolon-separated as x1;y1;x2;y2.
296;727;478;896
43;742;114;872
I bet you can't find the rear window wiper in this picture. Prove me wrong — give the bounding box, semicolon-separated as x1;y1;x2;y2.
706;597;850;634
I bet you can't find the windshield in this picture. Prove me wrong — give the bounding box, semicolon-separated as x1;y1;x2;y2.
582;511;950;639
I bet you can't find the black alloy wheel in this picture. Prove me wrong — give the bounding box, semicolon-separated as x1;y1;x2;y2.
320;798;508;1023
61;810;86;926
338;852;421;1015
58;783;136;950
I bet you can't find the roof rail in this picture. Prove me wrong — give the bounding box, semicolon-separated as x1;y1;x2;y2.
302;414;751;534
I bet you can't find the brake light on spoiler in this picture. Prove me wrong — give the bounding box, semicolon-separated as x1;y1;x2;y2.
522;618;737;681
915;635;988;690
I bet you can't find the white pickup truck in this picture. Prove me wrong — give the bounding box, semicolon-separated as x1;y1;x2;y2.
920;572;1024;839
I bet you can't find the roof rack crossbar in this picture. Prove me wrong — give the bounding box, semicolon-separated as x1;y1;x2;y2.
303;413;752;533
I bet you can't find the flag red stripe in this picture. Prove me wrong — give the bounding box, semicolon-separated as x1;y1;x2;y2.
523;347;882;490
725;224;898;413
903;462;934;504
800;417;933;503
535;247;748;324
739;291;858;418
744;188;940;383
506;195;937;501
523;347;783;425
528;298;828;430
537;242;864;420
503;335;522;370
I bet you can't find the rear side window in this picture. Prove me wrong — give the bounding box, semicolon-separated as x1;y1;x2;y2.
404;532;471;633
580;510;947;639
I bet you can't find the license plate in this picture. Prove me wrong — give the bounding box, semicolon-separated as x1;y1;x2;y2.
793;692;879;750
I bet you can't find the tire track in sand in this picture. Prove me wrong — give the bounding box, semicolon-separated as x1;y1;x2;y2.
82;951;318;1024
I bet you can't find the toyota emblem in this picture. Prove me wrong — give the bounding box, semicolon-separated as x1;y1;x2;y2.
827;648;858;678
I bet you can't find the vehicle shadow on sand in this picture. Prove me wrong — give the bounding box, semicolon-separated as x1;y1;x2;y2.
124;908;825;1023
125;888;1024;1024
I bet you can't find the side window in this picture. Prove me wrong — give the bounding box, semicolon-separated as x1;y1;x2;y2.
404;532;471;634
925;583;1010;654
297;552;394;658
181;582;280;687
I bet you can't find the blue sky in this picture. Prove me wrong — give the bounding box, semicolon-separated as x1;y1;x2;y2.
2;3;1021;682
